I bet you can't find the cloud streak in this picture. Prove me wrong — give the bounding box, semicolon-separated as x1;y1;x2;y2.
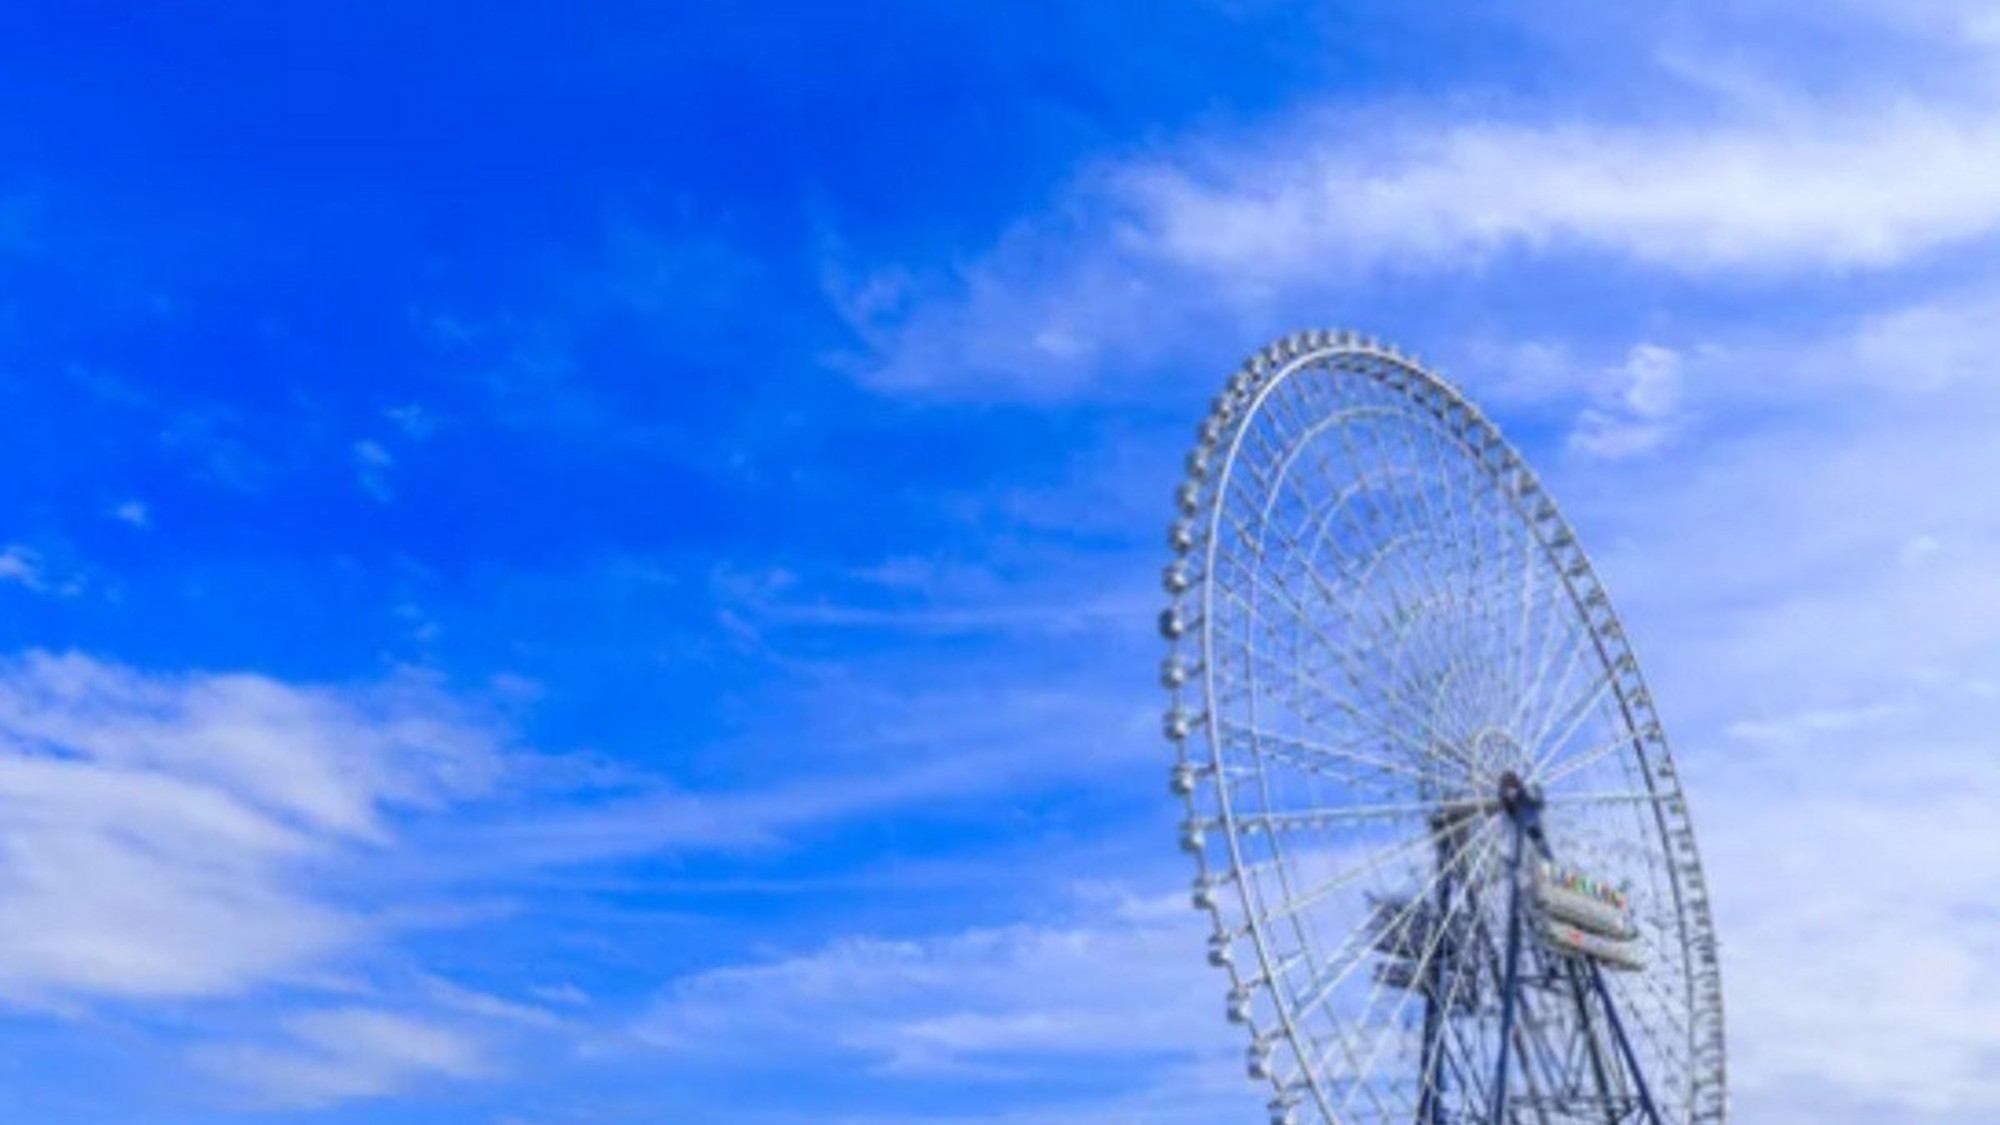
194;1006;490;1110
638;886;1246;1118
0;652;504;1006
836;78;2000;400
1130;107;2000;279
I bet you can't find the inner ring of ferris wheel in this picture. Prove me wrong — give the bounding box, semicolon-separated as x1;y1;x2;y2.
1164;336;1724;1125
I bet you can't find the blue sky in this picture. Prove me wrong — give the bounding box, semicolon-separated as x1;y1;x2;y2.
3;2;2000;1122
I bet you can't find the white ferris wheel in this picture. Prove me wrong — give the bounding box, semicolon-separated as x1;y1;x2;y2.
1161;331;1726;1125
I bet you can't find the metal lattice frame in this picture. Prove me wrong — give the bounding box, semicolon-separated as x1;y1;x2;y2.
1161;331;1725;1125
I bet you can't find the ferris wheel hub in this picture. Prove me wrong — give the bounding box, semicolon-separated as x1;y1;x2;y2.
1496;769;1528;809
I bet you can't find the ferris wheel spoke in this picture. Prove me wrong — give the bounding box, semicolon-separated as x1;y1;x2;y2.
1217;722;1462;793
1282;392;1465;691
1209;580;1407;733
1306;818;1501;1029
1224;422;1380;555
1238;549;1479;765
1424;671;1485;778
1597;966;1690;1096
1421;901;1493;1114
1608;937;1685;1031
1320;407;1473;710
1403;415;1538;744
1235;470;1444;685
1538;730;1649;791
1242;429;1498;747
1212;628;1450;779
1312;820;1504;1112
1429;545;1513;744
1226;394;1387;496
1500;517;1593;745
1503;510;1567;740
1333;930;1459;1118
1305;580;1481;742
1322;612;1483;762
1293;819;1503;1066
1380;601;1486;758
1448;547;1541;740
1223;730;1423;797
1531;667;1621;766
1230;526;1429;693
1343;403;1487;713
1263;383;1444;684
1504;633;1576;754
1461;459;1557;736
1518;631;1611;765
1333;825;1508;1118
1241;794;1502;831
1211;562;1469;767
1243;822;1458;938
1528;676;1627;784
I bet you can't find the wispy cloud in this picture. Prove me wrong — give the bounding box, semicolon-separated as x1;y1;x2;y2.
0;546;81;597
0;652;504;1006
464;679;1153;872
384;403;436;440
193;1006;489;1110
1128;107;2000;280
1568;344;1685;458
109;499;150;528
833;58;2000;400
638;886;1239;1096
1705;716;2000;1115
352;439;395;502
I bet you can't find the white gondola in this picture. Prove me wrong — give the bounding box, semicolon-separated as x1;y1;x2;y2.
1541;918;1646;972
1533;861;1636;940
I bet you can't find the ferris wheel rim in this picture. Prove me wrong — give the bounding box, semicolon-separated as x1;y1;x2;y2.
1163;330;1726;1125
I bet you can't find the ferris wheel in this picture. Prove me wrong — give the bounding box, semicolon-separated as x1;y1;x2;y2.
1160;331;1726;1125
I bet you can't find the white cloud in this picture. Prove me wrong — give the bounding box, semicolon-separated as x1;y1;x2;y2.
110;500;149;528
1569;343;1685;458
0;546;81;597
834;57;2000;399
0;547;45;592
385;403;435;440
824;228;1194;399
1129;107;2000;280
468;678;1153;872
0;652;504;1005
528;982;590;1008
1839;286;2000;394
639;887;1244;1107
194;1006;488;1109
1704;720;2000;1116
352;439;394;501
1723;702;1907;746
